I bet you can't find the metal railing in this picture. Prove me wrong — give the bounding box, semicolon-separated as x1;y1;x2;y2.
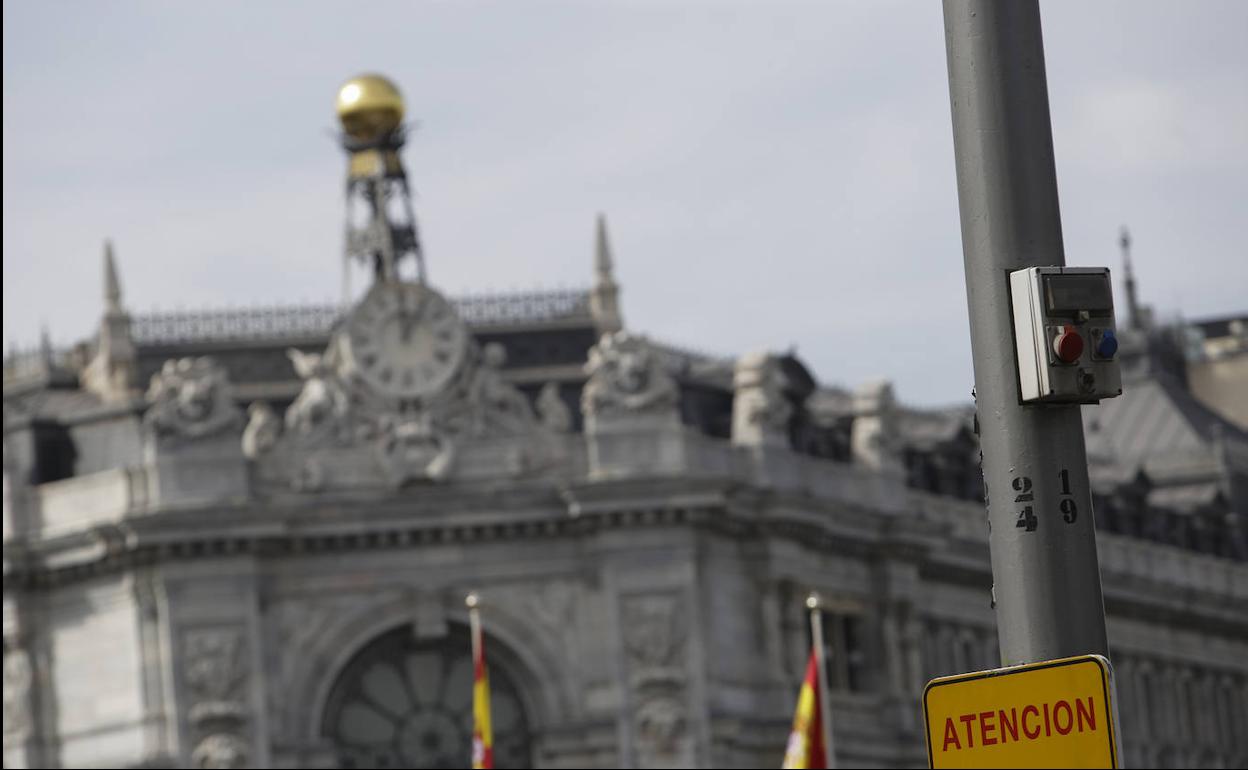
453;288;591;326
132;305;342;345
128;288;593;345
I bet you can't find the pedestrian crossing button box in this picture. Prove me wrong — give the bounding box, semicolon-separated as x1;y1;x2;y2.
1008;266;1123;404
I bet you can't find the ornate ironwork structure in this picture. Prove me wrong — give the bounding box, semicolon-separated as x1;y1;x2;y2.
337;75;425;286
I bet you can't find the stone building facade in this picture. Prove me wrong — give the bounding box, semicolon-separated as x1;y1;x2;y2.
4;232;1246;769
4;107;1247;769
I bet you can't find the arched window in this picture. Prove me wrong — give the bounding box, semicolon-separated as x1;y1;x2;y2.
321;623;533;769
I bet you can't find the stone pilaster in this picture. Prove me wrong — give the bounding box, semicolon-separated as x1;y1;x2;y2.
163;560;268;769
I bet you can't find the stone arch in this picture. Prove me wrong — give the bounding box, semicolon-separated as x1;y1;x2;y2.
319;622;531;768
288;592;574;761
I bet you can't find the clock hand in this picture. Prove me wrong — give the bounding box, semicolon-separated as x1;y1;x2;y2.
398;294;428;344
411;295;429;324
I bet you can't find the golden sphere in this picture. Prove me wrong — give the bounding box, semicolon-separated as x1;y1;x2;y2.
336;74;405;141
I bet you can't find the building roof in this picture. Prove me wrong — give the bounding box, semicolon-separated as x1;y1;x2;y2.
1084;369;1247;468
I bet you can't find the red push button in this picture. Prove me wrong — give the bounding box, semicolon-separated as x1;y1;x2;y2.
1053;325;1084;364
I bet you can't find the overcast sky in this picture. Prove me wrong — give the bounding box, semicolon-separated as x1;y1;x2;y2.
4;1;1245;406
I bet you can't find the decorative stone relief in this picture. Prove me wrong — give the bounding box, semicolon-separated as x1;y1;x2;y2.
634;696;687;761
619;592;693;769
731;351;793;447
241;402;281;460
467;343;538;437
284;348;352;445
622;594;686;670
2;643;33;742
183;627;247;721
376;413;456;485
536;382;572;433
582;332;678;425
144;357;242;443
246;316;559;490
181;627;250;768
191;733;250;769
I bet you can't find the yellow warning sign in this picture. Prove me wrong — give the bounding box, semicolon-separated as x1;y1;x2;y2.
923;654;1120;769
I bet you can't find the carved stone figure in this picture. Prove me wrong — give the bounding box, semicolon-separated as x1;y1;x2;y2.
181;627;251;767
243;289;567;490
191;733;250;769
469;343;536;437
536;382;572;433
241;402;281;459
635;694;687;761
620;592;693;768
731;351;792;447
622;593;686;670
582;332;678;422
285;349;351;441
184;628;244;701
851;380;902;472
144;357;242;442
2;645;32;741
376;414;455;486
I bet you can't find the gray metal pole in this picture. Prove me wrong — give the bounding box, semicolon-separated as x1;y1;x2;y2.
942;0;1110;666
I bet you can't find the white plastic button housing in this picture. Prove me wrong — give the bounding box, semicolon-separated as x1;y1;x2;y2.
1008;266;1123;404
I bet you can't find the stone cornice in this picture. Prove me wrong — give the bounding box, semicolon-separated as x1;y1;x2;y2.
7;462;1245;647
5;476;893;589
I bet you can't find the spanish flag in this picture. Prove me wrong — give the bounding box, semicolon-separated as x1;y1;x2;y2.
471;610;494;769
781;650;826;769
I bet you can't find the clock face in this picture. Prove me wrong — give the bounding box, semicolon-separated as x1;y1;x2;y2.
340;282;468;399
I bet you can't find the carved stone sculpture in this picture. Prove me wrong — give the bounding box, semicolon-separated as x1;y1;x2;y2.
851;380;902;472
468;343;536;437
191;733;250;769
620;592;694;768
181;626;252;768
731;351;792;447
622;593;686;671
582;332;678;423
242;289;567;489
184;627;246;713
241;402;281;459
635;695;687;761
285;348;351;442
376;414;456;486
144;357;241;442
2;645;32;741
536;382;572;433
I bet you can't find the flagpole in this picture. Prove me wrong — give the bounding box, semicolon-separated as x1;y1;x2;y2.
467;591;482;662
807;592;838;769
467;590;494;770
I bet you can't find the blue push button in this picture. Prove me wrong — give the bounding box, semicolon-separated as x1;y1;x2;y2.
1097;329;1118;358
